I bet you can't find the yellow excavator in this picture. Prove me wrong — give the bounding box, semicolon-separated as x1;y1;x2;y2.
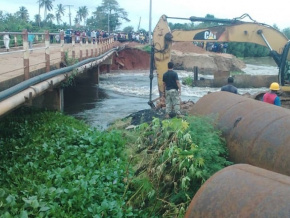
148;14;290;108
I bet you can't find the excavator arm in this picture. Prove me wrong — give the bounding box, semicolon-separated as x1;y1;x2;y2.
151;14;290;99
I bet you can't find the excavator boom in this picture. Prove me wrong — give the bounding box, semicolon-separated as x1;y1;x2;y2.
151;14;290;99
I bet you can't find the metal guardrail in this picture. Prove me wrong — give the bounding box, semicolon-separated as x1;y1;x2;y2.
0;47;118;102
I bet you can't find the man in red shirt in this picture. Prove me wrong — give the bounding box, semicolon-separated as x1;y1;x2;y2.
262;82;281;106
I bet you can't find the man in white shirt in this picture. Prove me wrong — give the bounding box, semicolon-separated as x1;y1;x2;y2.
3;29;10;52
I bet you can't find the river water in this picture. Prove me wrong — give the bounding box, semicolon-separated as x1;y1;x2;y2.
64;57;278;130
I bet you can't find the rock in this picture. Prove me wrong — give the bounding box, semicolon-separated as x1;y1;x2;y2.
125;125;137;130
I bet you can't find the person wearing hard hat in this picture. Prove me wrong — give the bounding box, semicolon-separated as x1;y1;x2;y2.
262;82;281;106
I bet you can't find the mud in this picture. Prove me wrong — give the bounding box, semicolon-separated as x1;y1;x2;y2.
111;47;150;70
127;100;195;125
110;41;245;74
171;43;245;73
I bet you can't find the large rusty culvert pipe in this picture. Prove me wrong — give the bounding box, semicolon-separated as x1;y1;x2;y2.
189;91;290;176
185;164;290;217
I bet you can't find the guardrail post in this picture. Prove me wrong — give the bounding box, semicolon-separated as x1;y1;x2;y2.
14;35;18;47
60;31;65;62
72;33;75;59
85;36;88;58
45;31;50;72
80;36;83;61
91;36;94;57
100;38;103;54
107;38;109;51
108;37;111;49
23;29;30;80
110;36;113;49
95;39;100;57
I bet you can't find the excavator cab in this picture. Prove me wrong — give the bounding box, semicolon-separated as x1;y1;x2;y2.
280;41;290;87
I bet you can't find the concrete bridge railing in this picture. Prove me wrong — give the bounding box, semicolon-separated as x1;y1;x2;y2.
0;30;117;118
0;30;115;90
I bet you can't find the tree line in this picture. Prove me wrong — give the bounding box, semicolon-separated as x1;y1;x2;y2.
0;0;130;33
1;2;289;58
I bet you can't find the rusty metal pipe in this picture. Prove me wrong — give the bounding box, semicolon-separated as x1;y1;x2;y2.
189;91;290;176
185;164;290;217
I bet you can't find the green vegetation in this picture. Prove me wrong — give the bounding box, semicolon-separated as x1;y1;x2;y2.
227;42;270;58
0;108;139;217
122;117;232;216
230;71;245;76
182;76;193;86
0;108;232;217
0;0;129;33
141;45;151;54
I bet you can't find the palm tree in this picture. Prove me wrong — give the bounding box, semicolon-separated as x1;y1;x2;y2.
76;6;89;26
46;13;55;23
34;14;41;24
55;4;65;24
39;0;55;21
37;0;41;27
74;17;80;26
55;13;61;24
17;6;29;21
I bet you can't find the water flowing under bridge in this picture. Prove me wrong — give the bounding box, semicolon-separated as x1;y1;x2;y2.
0;30;119;118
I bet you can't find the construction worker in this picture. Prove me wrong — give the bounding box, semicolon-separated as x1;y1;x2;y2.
221;76;238;94
162;61;182;118
262;82;281;106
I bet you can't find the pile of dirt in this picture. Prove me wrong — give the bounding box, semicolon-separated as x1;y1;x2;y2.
172;42;208;54
112;41;245;73
111;47;150;70
170;42;245;73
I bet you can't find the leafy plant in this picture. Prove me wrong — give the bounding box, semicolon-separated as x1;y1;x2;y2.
182;76;193;86
64;51;79;66
0;108;143;217
125;116;232;217
141;45;151;54
61;69;77;88
0;107;232;217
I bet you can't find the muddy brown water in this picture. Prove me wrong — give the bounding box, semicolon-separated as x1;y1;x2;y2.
64;58;276;130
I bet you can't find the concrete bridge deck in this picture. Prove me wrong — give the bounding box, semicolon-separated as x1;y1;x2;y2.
0;31;117;117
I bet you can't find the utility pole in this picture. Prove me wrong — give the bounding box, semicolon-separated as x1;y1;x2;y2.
137;17;141;32
64;5;74;28
108;13;110;33
149;0;152;45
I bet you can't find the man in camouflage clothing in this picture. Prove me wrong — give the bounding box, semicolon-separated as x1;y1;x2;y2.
162;62;182;118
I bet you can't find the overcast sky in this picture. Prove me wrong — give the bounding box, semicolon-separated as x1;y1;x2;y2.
2;0;289;31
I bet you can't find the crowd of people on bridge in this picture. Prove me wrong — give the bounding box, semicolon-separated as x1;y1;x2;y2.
51;29;151;45
116;31;150;44
59;29;111;44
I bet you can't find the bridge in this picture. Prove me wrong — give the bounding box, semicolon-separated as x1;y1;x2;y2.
0;30;119;118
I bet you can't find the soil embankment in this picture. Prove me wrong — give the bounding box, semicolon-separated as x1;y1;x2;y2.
111;41;245;74
171;42;245;73
111;47;150;70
